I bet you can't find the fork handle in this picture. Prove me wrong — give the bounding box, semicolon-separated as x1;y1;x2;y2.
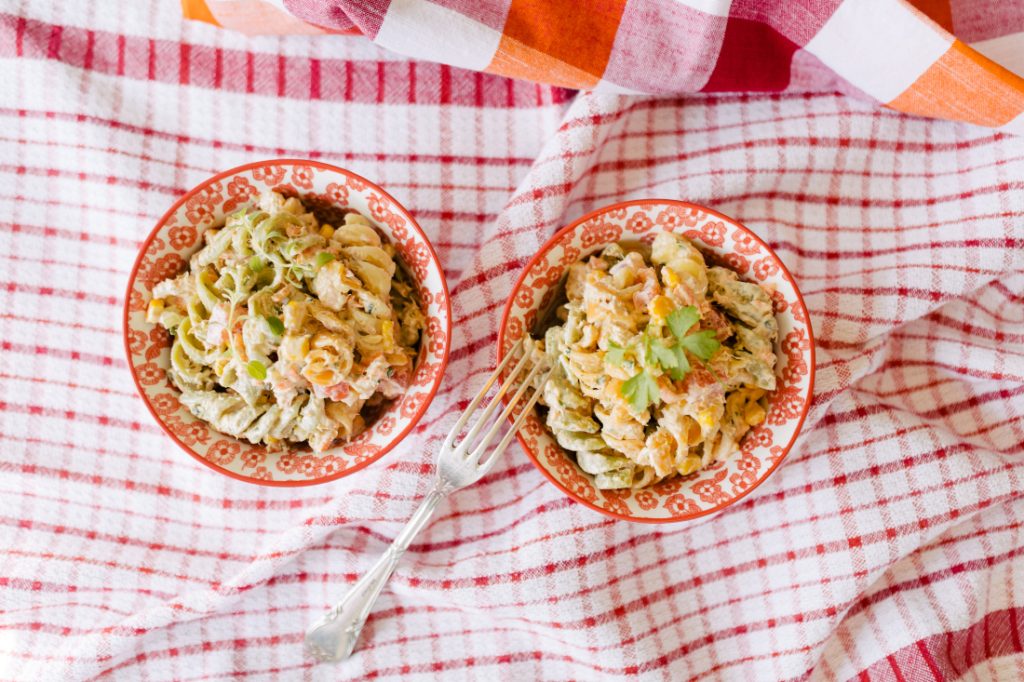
305;484;447;662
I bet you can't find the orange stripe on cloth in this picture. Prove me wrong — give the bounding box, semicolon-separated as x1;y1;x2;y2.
204;0;330;35
490;0;627;87
180;0;220;26
489;36;601;90
887;40;1024;128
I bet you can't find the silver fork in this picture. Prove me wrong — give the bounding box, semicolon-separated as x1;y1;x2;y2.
304;339;553;662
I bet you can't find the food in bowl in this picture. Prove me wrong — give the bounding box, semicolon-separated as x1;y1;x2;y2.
527;230;778;490
147;190;425;453
497;199;813;521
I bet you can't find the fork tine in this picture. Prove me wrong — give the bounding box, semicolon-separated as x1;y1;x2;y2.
477;365;557;472
465;358;547;465
445;339;522;446
455;345;534;452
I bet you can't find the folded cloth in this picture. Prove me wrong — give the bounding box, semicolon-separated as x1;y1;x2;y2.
2;2;1024;680
187;0;1024;133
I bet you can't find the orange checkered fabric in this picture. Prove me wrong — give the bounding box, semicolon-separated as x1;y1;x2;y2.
187;0;1024;132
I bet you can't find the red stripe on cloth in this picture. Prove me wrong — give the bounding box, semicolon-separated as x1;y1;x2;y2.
115;33;124;75
886;654;908;681
45;24;61;59
0;14;575;107
309;57;320;100
179;41;190;85
916;640;946;681
213;44;223;87
702;19;799;92
1;340;120;366
1;283;119;308
855;607;1024;680
14;15;25;56
277;53;286;97
83;29;94;69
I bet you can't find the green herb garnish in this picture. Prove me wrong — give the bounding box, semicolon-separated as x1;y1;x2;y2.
646;334;690;381
265;315;284;336
605;342;628;367
645;334;677;371
315;252;335;268
622;369;660;413
666;305;700;340
246;360;267;381
615;305;723;409
678;329;720;361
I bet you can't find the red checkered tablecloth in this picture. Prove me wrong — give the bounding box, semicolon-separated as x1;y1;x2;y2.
1;2;1024;680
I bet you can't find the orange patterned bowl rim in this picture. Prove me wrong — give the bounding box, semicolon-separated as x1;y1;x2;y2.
497;199;815;522
123;159;452;486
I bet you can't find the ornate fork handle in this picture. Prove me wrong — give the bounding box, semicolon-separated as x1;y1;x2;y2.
304;340;551;662
305;484;448;662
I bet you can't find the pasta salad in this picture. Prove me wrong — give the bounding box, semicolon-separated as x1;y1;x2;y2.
531;230;778;489
147;191;424;452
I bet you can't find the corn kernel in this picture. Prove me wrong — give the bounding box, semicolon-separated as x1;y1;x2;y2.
279;334;311;363
744;403;766;426
677;456;702;476
319;224;335;239
385;352;410;367
697;408;716;430
664;269;680;287
648;295;674;319
309;370;335;386
381;320;394;347
683;416;702;445
146;298;164;324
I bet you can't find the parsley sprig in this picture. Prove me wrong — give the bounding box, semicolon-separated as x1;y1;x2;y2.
611;305;721;413
622;371;659;413
605;342;628;367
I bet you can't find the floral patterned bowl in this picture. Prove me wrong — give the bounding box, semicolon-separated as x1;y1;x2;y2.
123;159;451;486
497;200;814;522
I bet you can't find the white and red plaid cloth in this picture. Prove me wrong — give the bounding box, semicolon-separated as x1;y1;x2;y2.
2;2;1024;680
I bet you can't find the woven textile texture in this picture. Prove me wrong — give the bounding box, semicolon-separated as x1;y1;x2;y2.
2;1;1024;680
187;0;1024;134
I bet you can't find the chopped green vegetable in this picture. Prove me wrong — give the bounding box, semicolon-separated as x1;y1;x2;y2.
315;252;335;268
246;360;267;381
622;369;660;413
248;255;264;272
665;345;689;381
605;342;628;366
679;329;721;361
646;336;678;371
646;335;690;381
667;305;700;341
265;315;284;336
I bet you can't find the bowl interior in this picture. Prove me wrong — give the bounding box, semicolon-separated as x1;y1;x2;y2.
498;201;814;522
124;160;451;485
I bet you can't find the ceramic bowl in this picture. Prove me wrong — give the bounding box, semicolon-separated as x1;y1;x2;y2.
124;159;451;485
497;200;814;522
